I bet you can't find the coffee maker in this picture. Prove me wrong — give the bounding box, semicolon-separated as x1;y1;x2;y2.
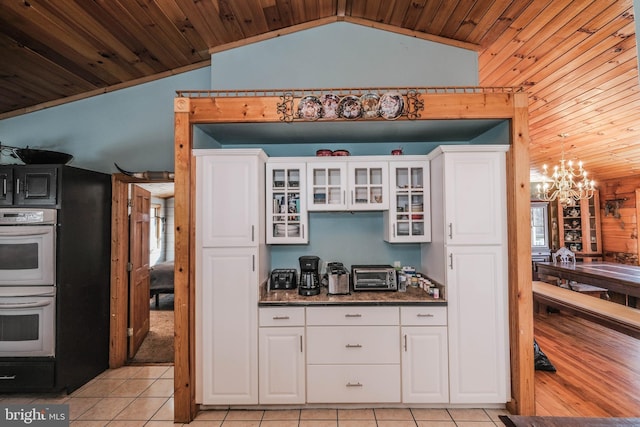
298;255;321;296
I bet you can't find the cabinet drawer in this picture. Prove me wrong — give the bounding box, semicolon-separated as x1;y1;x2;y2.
307;326;399;364
401;306;447;326
259;307;305;327
306;306;398;326
0;360;54;392
307;364;400;403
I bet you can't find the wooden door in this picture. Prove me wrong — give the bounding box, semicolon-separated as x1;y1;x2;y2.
128;184;151;359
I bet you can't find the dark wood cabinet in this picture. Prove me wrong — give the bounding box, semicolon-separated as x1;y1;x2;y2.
0;165;58;206
0;359;55;392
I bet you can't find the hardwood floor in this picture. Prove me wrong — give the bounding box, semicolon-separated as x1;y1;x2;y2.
534;311;640;417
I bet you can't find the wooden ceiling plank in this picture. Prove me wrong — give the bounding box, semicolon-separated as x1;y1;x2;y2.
155;0;212;58
173;0;230;46
274;0;296;29
422;0;460;35
478;0;554;77
321;0;338;17
440;0;485;39
384;0;412;28
400;0;430;30
470;0;536;48
450;0;506;41
481;0;601;87
228;0;273;35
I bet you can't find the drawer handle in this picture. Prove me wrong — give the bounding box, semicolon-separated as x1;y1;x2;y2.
0;375;16;380
417;313;434;318
272;316;290;320
344;314;362;318
345;344;362;348
346;382;363;387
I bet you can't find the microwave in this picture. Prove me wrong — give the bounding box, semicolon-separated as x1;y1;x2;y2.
351;265;397;291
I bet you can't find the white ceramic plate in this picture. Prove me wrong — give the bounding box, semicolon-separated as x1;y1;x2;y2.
297;96;322;120
379;92;404;120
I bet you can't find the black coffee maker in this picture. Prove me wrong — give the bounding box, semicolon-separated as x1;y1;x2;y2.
298;255;321;296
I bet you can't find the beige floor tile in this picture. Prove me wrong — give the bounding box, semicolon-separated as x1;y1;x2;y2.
447;409;492;422
98;367;143;380
454;422;499;427
194;410;228;420
139;379;174;397
261;409;300;420
220;421;260;427
374;408;414;420
67;397;102;420
300;409;337;420
70;421;109;427
150;397;174;421
72;379;127;398
0;395;38;404
337;409;375;420
336;421;377;427
188;421;222;427
31;393;70;404
299;420;338;427
416;421;456;427
113;397;167;420
260;420;298;427
411;409;453;421
130;366;171;379
377;421;417;427
159;366;174;379
224;410;264;421
483;408;510;422
77;397;134;421
105;421;146;427
108;379;155;397
144;422;183;427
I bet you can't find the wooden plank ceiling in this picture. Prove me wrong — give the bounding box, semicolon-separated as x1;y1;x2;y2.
0;0;638;181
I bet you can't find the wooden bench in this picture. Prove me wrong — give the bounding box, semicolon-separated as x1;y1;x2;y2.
532;281;640;339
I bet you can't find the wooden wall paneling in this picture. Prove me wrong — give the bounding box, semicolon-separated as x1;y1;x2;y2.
506;92;535;416
173;89;534;422
173;98;196;423
599;176;640;263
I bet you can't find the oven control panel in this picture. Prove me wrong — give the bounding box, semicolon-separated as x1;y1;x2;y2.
0;209;57;224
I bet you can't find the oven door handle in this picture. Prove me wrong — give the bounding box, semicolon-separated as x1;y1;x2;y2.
0;301;53;309
0;229;53;236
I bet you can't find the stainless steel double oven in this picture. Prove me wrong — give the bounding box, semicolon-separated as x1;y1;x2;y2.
0;208;56;357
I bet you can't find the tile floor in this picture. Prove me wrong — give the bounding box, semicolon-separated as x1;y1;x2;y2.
0;365;509;426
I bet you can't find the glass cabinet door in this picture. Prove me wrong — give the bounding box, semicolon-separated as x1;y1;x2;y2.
306;162;347;211
386;160;430;243
266;163;307;244
347;162;389;210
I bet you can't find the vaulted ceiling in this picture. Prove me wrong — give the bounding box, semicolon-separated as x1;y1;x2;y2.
0;1;638;181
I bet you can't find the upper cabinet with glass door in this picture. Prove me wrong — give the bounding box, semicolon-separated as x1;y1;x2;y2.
306;159;388;211
384;159;430;243
266;162;308;244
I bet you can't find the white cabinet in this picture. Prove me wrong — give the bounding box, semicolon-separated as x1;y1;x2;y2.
306;306;400;403
196;150;266;248
195;149;268;406
385;159;431;243
266;162;308;244
258;307;305;404
400;307;449;403
423;145;509;405
306;159;388;211
197;247;259;405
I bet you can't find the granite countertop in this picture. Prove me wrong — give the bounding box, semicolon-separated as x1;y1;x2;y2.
259;284;446;306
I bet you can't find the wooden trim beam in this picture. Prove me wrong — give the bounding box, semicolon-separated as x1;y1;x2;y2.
172;89;534;421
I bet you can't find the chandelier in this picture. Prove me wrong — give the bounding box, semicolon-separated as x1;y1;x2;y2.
536;134;596;207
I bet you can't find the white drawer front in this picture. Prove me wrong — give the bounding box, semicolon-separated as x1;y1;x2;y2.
259;307;305;327
307;364;400;403
400;306;447;326
306;306;398;326
307;326;399;364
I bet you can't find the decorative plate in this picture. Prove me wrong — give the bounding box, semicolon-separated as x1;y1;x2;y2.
379;92;404;120
297;96;322;121
320;93;340;119
338;95;362;119
360;93;380;119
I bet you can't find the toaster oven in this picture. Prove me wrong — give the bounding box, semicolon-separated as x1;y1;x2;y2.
351;265;397;291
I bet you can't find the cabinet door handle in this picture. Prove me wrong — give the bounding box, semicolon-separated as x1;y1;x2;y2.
351;190;354;205
345;344;362;348
252;255;255;271
15;178;20;195
251;225;255;242
300;335;303;353
0;375;16;380
417;313;434;318
2;178;5;196
343;190;346;205
272;316;290;320
344;313;362;318
449;253;453;270
393;223;396;238
302;224;305;239
346;382;363;387
448;223;453;239
404;334;407;351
